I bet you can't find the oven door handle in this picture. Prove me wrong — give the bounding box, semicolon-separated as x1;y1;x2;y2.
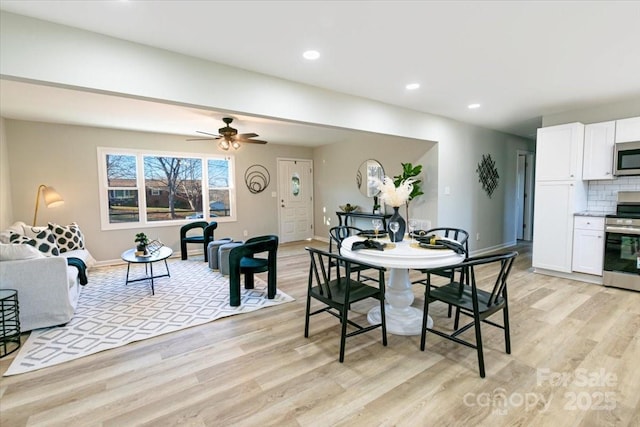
605;226;640;235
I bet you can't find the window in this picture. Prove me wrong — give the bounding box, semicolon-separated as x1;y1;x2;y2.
98;148;235;230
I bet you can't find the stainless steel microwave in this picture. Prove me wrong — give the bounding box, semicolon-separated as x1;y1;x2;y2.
614;141;640;176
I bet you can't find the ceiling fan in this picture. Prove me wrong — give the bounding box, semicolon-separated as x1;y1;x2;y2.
187;117;267;150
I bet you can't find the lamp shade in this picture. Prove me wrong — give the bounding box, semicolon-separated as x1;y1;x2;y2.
33;184;64;226
42;186;64;207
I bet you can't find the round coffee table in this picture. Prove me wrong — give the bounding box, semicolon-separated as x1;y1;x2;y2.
121;246;173;295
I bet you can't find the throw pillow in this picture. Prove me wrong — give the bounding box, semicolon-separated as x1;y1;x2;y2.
21;225;48;238
0;242;46;261
48;222;85;253
9;230;60;257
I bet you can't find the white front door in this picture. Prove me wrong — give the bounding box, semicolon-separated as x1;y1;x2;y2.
278;159;313;243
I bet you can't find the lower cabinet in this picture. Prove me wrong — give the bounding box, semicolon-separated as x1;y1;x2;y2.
572;216;605;276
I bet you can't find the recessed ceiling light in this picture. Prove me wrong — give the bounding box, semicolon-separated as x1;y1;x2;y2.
468;103;481;109
303;50;320;60
405;83;420;90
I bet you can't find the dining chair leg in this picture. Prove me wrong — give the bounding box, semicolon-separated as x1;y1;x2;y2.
304;293;312;338
503;300;511;354
473;311;485;378
339;307;348;363
379;295;387;347
420;284;432;351
454;306;462;330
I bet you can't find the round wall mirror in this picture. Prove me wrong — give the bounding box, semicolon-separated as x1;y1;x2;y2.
356;159;385;197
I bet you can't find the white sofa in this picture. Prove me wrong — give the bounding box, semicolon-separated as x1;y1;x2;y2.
0;221;95;331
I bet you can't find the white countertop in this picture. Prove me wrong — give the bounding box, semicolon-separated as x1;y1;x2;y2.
574;211;613;217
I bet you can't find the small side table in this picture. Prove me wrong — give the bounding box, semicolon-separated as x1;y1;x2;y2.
0;289;21;358
121;246;173;295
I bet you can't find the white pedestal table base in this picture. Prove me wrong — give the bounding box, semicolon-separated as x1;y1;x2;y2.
367;268;432;336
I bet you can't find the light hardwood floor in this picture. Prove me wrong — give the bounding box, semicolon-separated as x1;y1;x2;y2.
1;240;639;427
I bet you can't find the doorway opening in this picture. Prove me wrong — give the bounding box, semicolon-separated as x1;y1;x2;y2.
516;151;534;241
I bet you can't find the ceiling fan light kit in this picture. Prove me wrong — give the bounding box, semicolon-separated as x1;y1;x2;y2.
187;117;267;151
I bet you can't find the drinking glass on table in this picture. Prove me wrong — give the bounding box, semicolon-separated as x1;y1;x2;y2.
372;219;383;239
389;221;400;243
408;219;418;244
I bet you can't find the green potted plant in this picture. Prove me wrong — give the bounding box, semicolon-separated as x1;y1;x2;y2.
135;232;149;255
393;162;424;220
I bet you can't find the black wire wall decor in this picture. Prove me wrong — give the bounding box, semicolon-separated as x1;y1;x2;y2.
244;164;270;194
476;154;499;198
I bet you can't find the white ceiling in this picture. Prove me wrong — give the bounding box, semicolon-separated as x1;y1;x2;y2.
1;0;640;143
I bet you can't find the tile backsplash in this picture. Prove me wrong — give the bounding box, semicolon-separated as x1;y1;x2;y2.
587;176;640;212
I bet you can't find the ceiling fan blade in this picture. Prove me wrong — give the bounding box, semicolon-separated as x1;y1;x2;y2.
186;137;219;141
196;130;220;137
237;138;268;145
237;132;258;139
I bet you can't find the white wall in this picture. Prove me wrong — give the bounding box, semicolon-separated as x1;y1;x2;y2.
542;98;640;127
313;134;437;239
0;118;13;229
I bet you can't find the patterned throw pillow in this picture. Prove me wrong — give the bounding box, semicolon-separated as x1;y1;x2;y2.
9;230;60;257
48;222;85;253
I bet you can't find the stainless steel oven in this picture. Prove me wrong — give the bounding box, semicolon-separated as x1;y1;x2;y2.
603;191;640;291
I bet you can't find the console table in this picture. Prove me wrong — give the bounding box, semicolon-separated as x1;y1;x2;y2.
336;211;392;229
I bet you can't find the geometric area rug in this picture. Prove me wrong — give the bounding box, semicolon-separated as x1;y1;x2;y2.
4;259;294;376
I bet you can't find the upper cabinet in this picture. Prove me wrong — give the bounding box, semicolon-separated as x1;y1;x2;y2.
583;121;615;180
536;123;585;181
615;117;640;143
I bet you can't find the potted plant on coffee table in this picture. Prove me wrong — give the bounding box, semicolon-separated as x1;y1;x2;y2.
135;232;149;256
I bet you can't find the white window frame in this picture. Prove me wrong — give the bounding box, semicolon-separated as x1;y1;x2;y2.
97;147;236;230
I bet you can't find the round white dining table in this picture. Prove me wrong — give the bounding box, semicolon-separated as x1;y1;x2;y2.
340;234;464;336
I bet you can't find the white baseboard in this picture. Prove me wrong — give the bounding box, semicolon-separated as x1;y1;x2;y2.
469;240;517;257
94;251;189;267
532;267;603;285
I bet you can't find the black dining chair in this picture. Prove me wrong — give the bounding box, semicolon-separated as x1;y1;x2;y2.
420;251;518;378
180;221;218;262
304;246;387;362
413;227;470;317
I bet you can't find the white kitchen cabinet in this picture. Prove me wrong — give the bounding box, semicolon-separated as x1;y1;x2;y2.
536;123;585;181
572;216;605;276
614;116;640;143
583;121;615;180
532;181;587;273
